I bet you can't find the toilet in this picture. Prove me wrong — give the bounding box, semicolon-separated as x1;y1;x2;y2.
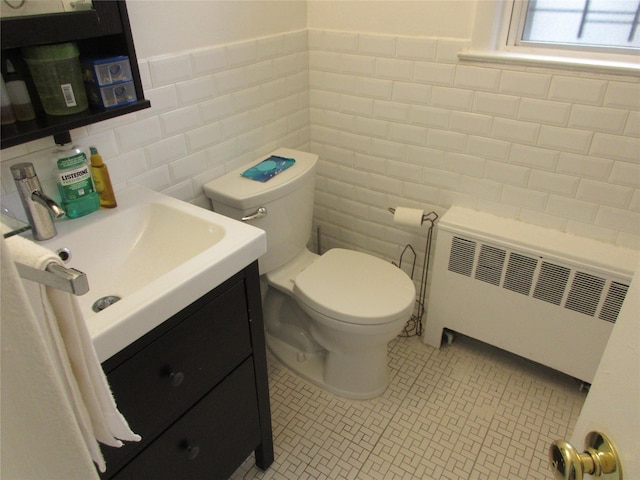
204;148;415;399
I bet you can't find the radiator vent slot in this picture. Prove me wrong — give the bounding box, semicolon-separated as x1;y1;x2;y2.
448;236;476;277
475;245;506;286
533;262;571;306
599;282;629;323
565;272;605;317
504;253;537;296
446;235;630;323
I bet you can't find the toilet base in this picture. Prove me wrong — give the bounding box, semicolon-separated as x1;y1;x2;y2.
266;332;389;399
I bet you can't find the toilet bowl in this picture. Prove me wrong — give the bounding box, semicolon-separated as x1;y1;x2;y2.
266;248;415;398
204;148;416;399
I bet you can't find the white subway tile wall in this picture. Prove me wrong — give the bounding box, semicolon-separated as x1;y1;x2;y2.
1;28;638;259
0;30;310;209
307;29;640;260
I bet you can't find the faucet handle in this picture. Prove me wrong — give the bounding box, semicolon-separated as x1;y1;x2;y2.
10;162;37;180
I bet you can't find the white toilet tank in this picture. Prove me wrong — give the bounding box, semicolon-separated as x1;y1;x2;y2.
204;148;318;274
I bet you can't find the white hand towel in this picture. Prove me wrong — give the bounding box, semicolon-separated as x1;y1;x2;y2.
1;235;99;480
5;234;140;473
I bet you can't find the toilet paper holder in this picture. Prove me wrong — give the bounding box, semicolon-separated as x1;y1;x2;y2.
387;207;437;226
388;207;438;338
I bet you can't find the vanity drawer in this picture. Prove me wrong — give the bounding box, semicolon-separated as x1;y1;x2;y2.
112;358;261;480
102;280;252;473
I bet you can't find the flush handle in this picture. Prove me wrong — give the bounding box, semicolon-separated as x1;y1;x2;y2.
549;431;622;480
241;207;267;222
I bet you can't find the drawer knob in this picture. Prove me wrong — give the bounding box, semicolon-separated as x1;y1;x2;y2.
169;371;185;387
162;366;185;387
180;441;200;460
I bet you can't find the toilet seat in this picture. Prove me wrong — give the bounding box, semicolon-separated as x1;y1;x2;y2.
293;249;416;326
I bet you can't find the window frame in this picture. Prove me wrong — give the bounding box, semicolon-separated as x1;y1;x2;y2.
459;0;640;75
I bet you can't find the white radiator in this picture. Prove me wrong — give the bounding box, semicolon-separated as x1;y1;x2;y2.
424;207;638;383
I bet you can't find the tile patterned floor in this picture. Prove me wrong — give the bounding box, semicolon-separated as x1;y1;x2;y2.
231;334;586;480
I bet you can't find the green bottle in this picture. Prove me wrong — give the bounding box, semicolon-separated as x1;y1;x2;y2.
52;132;100;218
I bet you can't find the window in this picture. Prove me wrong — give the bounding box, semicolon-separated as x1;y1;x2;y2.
461;0;640;74
511;0;640;53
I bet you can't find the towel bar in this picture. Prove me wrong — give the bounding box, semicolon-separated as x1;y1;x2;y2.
15;261;90;296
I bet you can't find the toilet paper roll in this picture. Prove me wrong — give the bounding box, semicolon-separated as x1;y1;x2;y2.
393;207;424;227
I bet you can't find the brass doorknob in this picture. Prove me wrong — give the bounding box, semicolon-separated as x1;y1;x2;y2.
549;431;622;480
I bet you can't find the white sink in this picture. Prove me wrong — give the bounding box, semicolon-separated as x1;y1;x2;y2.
38;184;266;362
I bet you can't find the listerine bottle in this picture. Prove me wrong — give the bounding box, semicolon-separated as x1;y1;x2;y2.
52;132;100;218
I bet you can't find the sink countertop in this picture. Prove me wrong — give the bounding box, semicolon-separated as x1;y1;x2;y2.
37;184;266;362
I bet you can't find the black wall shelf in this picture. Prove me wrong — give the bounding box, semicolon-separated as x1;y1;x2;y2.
1;0;150;150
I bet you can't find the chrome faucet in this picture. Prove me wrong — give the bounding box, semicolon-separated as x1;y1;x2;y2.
11;162;65;241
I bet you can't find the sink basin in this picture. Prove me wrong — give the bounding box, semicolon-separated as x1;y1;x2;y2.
54;202;225;300
37;184;266;362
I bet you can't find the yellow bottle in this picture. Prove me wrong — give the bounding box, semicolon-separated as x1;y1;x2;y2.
89;146;117;208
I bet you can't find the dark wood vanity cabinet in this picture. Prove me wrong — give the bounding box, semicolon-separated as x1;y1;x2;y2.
1;0;150;149
99;262;274;480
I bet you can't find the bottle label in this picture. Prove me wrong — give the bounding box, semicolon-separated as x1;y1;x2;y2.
57;153;95;200
60;83;77;107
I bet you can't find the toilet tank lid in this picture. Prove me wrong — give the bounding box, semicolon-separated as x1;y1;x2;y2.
204;148;318;210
